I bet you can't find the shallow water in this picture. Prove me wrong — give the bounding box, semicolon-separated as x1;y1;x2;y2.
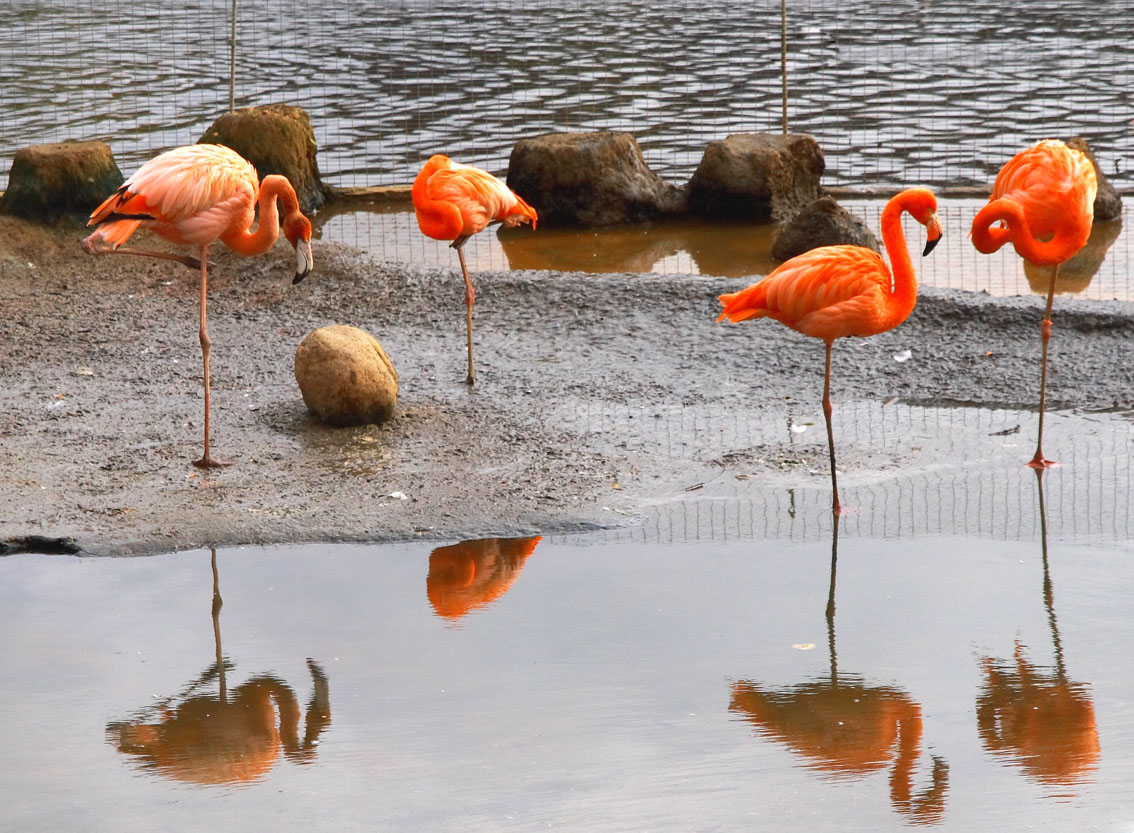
316;198;1133;302
2;428;1133;830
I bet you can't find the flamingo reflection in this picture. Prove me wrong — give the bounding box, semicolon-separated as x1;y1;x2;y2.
975;471;1100;790
730;520;949;824
427;535;541;620
106;550;331;785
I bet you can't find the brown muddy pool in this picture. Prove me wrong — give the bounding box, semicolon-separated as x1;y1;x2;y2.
2;461;1133;831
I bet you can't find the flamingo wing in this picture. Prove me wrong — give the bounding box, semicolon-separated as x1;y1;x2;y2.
719;245;892;341
993;140;1097;239
89;144;258;246
425;164;531;237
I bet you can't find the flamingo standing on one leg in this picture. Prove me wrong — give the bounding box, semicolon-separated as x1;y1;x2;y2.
717;188;942;515
82;143;314;468
970;139;1097;469
412;154;538;384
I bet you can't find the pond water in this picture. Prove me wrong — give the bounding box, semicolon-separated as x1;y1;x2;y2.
3;457;1133;831
316;198;1133;302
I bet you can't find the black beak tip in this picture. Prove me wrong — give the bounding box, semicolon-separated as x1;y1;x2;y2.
923;236;941;257
292;272;307;285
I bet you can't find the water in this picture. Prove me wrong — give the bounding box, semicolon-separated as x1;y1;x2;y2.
2;474;1133;830
1;0;1131;191
316;197;1133;301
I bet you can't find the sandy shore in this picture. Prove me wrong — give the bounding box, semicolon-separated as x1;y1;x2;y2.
1;215;1132;556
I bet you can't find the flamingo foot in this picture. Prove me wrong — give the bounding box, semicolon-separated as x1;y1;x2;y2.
193;454;232;470
465;373;476;386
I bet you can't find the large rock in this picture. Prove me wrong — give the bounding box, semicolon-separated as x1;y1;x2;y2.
1065;137;1122;222
686;133;824;222
772;196;880;262
506;131;685;227
199;103;327;213
0;140;123;222
294;325;398;427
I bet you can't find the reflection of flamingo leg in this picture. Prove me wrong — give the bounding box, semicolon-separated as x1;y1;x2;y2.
211;547;226;703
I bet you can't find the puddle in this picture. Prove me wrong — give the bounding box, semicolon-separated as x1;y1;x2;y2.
2;456;1133;830
314;198;1131;302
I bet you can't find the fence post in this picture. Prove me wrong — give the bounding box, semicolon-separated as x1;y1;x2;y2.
229;0;238;112
781;0;788;134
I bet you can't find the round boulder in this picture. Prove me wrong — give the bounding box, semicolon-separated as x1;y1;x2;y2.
772;196;880;262
294;325;398;426
1065;137;1122;223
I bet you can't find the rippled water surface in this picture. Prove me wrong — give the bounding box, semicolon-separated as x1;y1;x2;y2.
2;0;1131;190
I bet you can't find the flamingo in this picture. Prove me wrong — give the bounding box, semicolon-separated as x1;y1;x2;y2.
412;154;538;384
717;188;942;515
81;143;314;468
970;139;1097;469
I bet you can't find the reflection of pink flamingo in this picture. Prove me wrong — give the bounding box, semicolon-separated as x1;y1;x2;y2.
729;522;949;824
970;140;1097;469
975;471;1100;789
427;535;541;620
106;550;331;785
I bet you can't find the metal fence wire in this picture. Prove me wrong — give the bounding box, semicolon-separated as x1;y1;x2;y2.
1;0;1131;277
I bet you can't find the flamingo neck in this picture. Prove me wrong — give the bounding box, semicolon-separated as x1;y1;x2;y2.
971;198;1089;266
878;196;919;331
222;175;298;256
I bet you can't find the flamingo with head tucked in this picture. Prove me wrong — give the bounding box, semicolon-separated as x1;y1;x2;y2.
717;188;942;515
970;139;1097;469
82;143;313;468
412;154;538;384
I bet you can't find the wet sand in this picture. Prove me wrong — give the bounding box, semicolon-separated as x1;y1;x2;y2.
2;215;1132;556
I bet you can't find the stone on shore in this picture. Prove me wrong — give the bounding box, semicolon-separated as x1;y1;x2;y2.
686;133;824;222
0;140;123;222
506;131;685;227
772;196;881;262
199;103;327;213
294;325;399;427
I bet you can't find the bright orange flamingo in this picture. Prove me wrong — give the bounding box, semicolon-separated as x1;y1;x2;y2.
81;143;314;468
412;154;538;384
717;188;942;514
970;139;1097;469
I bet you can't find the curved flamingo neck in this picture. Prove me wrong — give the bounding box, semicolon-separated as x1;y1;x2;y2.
222;175;299;256
878;194;919;331
971;198;1088;266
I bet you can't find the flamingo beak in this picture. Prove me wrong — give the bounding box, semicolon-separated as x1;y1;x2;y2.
923;213;943;256
293;239;313;284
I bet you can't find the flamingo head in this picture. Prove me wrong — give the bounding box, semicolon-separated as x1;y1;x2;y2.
901;188;943;256
284;213;314;284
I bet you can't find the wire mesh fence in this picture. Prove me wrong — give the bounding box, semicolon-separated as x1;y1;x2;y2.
2;0;1131;283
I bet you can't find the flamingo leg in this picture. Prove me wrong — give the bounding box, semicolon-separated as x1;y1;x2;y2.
80;239;209;271
1028;264;1060;470
451;236;475;385
193;245;229;469
822;340;843;515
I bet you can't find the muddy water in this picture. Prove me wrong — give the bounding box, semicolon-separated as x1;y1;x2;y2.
2;461;1133;831
316;198;1132;302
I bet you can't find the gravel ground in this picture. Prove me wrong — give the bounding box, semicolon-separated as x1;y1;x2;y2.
1;215;1132;556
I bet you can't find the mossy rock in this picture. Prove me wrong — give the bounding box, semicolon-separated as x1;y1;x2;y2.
0;140;123;222
199;104;327;213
